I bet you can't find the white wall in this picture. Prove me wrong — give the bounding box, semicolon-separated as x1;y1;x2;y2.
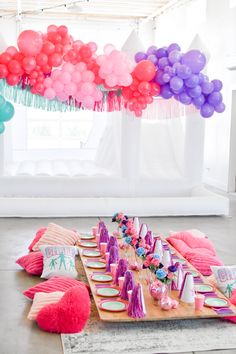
153;0;236;192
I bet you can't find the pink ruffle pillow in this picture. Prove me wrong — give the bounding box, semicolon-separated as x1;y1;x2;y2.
184;251;223;276
36;285;91;333
16;251;43;276
28;227;47;252
23;276;88;300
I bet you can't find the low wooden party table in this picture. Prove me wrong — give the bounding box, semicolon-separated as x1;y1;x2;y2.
76;235;236;322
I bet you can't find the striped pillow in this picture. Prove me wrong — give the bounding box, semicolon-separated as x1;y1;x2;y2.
16;252;43;276
23;276;87;300
28;227;47;252
27;291;64;320
32;223;79;251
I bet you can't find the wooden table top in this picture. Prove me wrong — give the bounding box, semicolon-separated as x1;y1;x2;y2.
76;236;236;322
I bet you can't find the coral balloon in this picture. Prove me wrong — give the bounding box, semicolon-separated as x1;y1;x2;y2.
57;25;68;37
42;41;55;55
6;74;20;86
22;57;36;72
47;25;57;33
0;52;12;65
17;30;43;56
133;60;156;81
48;53;62;67
36;53;48;66
0;64;8;78
6;46;18;56
8;60;22;74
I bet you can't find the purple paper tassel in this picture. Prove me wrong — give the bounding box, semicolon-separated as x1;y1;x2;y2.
145;230;154;247
99;226;110;247
120;270;135;300
127;283;145;319
114;258;128;285
106;245;119;272
106;236;118;252
98;221;106;233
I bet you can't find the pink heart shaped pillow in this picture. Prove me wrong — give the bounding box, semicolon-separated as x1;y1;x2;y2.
36;285;90;333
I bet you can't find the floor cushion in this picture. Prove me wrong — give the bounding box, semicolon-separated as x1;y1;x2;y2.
36;285;90;333
28;227;47;252
27;291;64;320
23;276;88;300
211;265;236;298
16;251;43;276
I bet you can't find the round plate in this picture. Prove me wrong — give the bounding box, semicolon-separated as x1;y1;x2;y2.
83;249;101;258
204;297;229;308
96;287;120;297
195;284;214;293
186;270;199;277
80;233;95;240
78;241;97;248
99;300;127;312
86;261;106;269
91;274;113;282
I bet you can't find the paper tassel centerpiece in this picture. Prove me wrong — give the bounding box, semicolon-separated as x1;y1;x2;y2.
106;236;118;252
106;245;119;272
127;283;146;319
114;258;128;285
120;270;135;300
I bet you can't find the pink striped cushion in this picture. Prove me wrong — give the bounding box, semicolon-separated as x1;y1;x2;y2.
28;227;47;252
16;252;43;276
27;291;64;320
32;223;79;251
185;251;223;276
23;276;87;300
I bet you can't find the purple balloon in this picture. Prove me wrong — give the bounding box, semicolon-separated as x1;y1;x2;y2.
167;43;181;53
147;54;158;65
162;73;171;83
170;76;184;92
192;94;205;108
198;73;209;84
164;65;176;76
200;103;214;118
158;57;169;69
179;92;192;105
207;91;223;107
172;62;181;70
135;52;147;63
147;45;158;55
168;50;182;64
187;85;201;98
212;79;223;92
154;70;165;85
182;50;206;74
185;74;199;88
215;102;225;113
176;64;192;79
201;81;214;95
156;47;168;58
160;84;173;99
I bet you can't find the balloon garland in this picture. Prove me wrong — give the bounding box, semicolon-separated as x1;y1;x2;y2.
0;94;15;134
0;24;225;134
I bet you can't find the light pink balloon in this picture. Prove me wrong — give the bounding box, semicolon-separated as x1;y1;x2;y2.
71;71;82;83
98;69;107;80
105;74;118;87
119;73;133;86
100;60;113;75
104;43;115;56
81;82;95;95
44;77;53;88
113;62;127;76
64;82;77;96
62;63;75;73
53;80;64;93
51;69;61;80
44;88;56;100
94;89;103;102
75;91;85;102
57;92;69;102
75;62;87;72
87;41;97;53
109;50;121;61
6;46;18;56
82;95;95;109
82;70;95;82
60;71;71;84
96;55;106;66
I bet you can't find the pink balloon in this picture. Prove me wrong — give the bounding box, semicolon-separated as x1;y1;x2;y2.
44;87;56;100
81;82;95;95
57;91;69;102
73;40;84;50
47;25;57;33
52;80;64;93
63;44;71;53
71;71;81;83
104;43;115;56
60;71;71;84
105;74;118;87
94;89;103;102
98;69;107;79
82;70;95;82
75;62;87;72
82;95;95;109
51;69;61;80
113;62;126;76
6;46;18;56
96;55;106;66
87;41;97;53
44;77;53;88
62;63;75;73
17;30;43;56
75;91;85;102
119;74;133;86
100;60;113;75
64;82;77;95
